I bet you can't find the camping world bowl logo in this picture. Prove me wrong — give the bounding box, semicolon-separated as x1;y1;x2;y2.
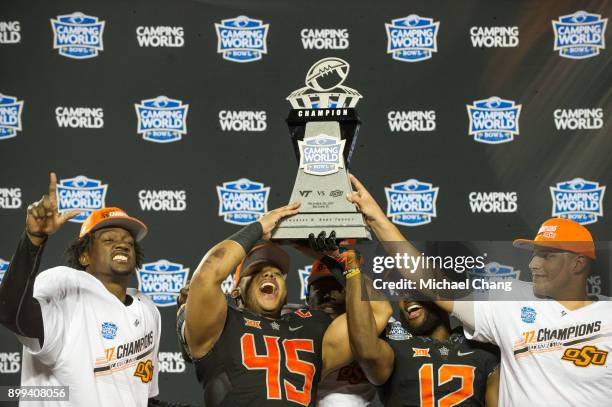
215;16;269;63
57;175;108;223
137;260;189;307
0;259;9;284
135;96;189;143
51;12;105;59
299;134;346;176
101;322;117;340
553;11;607;59
550;178;605;225
217;178;270;225
385;179;439;227
467;97;521;144
468;262;520;293
0;94;24;140
385;15;440;62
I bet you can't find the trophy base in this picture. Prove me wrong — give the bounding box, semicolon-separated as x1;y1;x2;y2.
271;213;371;240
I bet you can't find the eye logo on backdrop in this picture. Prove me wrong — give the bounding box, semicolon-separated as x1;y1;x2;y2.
0;93;24;140
385;179;439;227
467;97;521;144
550;178;606;225
298;265;312;301
553;11;607;59
57;175;108;223
385;15;440;62
215;16;269;63
137;260;189;307
50;12;105;59
217;178;270;225
135;96;189;143
299;134;346;176
0;259;8;284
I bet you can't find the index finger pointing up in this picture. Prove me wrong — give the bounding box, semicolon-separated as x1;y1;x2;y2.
349;173;366;192
49;172;58;208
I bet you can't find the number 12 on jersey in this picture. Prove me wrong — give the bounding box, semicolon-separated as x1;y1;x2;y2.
241;333;315;406
419;364;475;407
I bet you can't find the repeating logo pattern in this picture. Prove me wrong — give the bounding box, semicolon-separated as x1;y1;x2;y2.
51;12;105;59
0;188;22;209
0;94;24;140
137;260;190;307
467;97;521;144
135;96;189;143
553;11;607;59
385;15;440;62
217;179;270;225
385;179;439;226
550;178;605;225
57;175;108;223
0;21;21;44
215;16;269;62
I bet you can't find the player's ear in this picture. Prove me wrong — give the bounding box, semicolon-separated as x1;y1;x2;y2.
231;288;244;308
230;288;240;299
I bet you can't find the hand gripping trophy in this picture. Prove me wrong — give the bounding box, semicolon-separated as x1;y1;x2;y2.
272;57;370;240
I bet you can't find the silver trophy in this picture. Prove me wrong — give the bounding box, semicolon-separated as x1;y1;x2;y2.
272;57;371;240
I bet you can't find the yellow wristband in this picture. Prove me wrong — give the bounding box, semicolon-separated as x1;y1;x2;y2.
345;268;361;279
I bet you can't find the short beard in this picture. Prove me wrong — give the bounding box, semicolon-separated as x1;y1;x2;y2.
401;306;443;337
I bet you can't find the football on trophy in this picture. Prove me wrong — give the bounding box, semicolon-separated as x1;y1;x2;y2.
305;57;350;92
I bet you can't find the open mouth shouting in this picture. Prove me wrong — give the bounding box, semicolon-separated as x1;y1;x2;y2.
259;280;279;301
406;304;424;320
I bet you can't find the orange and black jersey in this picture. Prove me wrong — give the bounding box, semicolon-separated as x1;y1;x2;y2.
193;305;332;407
379;320;499;407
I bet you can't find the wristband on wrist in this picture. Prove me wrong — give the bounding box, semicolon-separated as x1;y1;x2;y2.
345;268;361;279
227;222;263;253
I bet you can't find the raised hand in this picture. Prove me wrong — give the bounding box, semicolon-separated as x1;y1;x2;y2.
257;202;301;241
308;231;339;253
26;173;80;245
332;249;363;272
346;173;387;226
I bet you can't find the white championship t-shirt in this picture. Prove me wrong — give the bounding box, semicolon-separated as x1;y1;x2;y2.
463;281;612;406
18;266;161;407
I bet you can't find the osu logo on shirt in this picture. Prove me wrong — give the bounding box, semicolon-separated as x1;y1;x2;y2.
562;345;608;367
134;360;154;383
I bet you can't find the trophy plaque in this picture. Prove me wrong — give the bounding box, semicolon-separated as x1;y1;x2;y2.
271;57;371;240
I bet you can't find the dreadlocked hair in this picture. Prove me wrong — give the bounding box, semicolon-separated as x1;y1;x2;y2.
64;233;144;270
